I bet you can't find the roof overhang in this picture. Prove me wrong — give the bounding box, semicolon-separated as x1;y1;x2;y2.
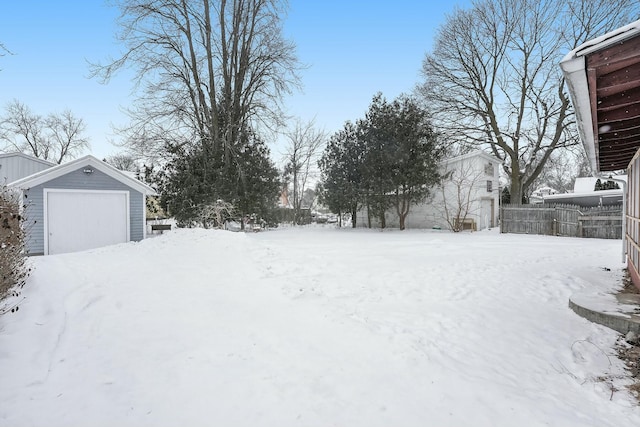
542;189;623;207
9;155;156;196
442;150;500;166
560;19;640;173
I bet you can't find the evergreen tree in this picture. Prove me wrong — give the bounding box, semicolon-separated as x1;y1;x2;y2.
157;128;280;228
594;179;602;191
360;94;443;230
233;137;281;226
319;94;444;230
360;95;395;228
501;186;511;205
318;121;365;227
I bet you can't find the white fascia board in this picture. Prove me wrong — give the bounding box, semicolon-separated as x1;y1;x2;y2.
544;188;622;200
562;19;640;62
559;19;640;174
560;55;598;173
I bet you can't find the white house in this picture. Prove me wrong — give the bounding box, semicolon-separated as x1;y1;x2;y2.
356;150;501;231
529;185;559;203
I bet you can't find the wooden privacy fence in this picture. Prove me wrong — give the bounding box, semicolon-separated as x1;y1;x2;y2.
500;204;622;239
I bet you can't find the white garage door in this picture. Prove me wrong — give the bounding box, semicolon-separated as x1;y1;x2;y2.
46;190;129;255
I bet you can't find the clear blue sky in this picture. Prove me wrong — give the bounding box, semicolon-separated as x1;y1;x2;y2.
0;1;472;161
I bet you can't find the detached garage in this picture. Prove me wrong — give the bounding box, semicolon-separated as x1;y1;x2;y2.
9;155;155;255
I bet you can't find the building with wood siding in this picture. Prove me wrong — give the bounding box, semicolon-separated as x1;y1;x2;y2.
9;155;155;255
560;19;640;290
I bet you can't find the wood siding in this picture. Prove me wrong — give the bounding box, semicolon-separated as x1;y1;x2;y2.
586;34;640;171
501;204;622;239
627;152;640;288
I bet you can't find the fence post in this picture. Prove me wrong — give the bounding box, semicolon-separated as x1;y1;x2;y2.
552;218;557;236
577;219;582;237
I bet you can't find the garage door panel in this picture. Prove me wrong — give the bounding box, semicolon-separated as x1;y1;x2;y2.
47;191;128;255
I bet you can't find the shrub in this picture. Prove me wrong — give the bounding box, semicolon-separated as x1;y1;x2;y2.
0;185;30;312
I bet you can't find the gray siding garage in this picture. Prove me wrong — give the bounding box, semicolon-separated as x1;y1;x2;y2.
10;155;154;255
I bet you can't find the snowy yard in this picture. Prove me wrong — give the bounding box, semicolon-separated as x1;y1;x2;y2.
1;227;639;426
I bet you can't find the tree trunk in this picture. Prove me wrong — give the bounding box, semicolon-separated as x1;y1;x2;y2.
351;206;357;228
510;172;524;205
396;192;409;230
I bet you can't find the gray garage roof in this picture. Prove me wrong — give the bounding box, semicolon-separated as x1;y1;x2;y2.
9;155;156;195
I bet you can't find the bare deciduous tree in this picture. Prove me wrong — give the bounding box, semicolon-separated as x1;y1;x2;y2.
528;147;588;196
45;110;90;164
0;100;89;163
282;119;325;225
419;0;640;205
105;153;138;171
198;199;237;229
91;0;300;163
437;160;485;232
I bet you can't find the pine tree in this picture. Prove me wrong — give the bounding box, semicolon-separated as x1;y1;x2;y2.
157;128;280;228
360;94;443;230
319;93;444;230
318;121;365;227
501;186;511;205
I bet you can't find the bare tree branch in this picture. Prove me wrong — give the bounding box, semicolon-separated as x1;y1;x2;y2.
282;118;326;225
91;0;301;163
418;0;640;204
0;100;89;163
0;42;13;71
438;160;485;232
46;110;90;164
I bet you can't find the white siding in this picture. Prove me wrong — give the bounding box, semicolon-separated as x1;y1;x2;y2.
356;151;500;230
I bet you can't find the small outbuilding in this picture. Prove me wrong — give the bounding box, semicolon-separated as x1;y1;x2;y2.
9;155;155;255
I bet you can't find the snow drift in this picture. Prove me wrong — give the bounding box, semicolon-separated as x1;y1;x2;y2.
0;227;638;426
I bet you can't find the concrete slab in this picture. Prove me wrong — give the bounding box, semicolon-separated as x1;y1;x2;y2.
569;292;640;334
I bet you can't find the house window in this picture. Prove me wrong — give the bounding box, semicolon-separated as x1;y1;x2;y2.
486;180;493;192
484;163;495;176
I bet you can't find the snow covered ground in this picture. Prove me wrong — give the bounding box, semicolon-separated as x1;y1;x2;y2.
1;226;639;426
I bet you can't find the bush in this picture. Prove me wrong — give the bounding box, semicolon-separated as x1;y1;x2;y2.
0;185;30;311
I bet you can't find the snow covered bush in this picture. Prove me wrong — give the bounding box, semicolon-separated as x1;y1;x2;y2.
197;200;237;229
0;185;30;311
